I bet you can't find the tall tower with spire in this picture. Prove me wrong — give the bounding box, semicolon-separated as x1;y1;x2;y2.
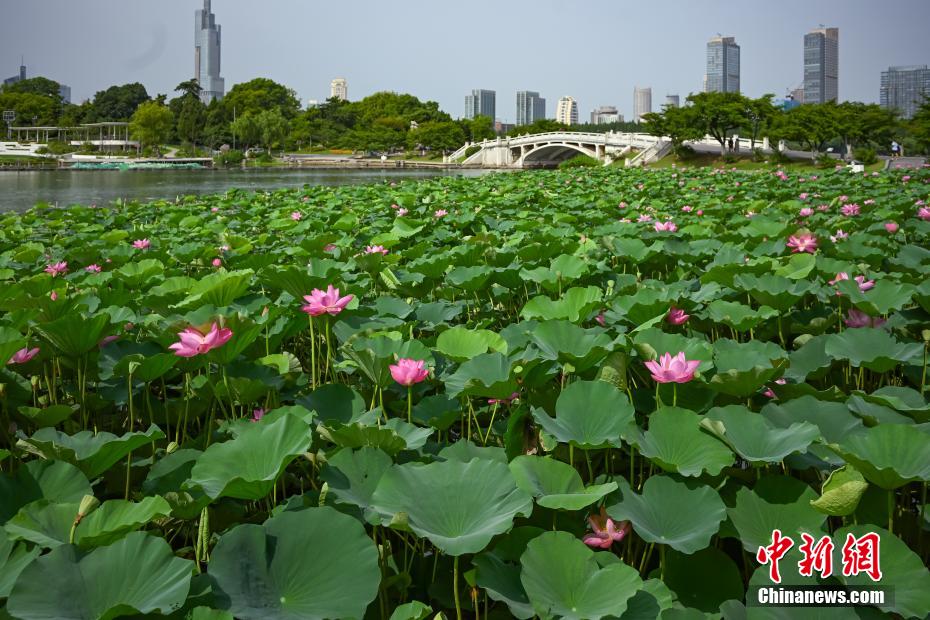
194;0;224;103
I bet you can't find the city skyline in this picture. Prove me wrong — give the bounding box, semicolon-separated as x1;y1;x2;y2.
2;0;929;122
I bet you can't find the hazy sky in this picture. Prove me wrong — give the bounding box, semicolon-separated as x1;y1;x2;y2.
2;0;928;122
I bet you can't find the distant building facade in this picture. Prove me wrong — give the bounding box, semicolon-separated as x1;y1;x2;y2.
665;94;680;108
590;105;621;124
880;65;930;119
2;61;71;103
465;89;496;120
555;96;579;125
705;36;740;93
633;87;652;121
194;0;224;103
803;27;838;103
494;120;515;135
330;78;348;101
516;91;546;126
790;86;805;104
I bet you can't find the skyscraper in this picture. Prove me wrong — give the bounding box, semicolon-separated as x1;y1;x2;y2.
880;65;930;119
555;97;578;125
465;89;496;120
194;0;224;104
665;95;680;108
705;36;740;93
516;91;546;126
633;87;652;121
3;60;71;103
803;27;838;104
330;78;348;101
590;106;621;124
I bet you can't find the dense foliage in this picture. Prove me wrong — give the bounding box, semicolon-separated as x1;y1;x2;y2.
0;165;929;619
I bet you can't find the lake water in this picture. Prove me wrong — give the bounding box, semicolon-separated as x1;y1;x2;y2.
0;167;494;213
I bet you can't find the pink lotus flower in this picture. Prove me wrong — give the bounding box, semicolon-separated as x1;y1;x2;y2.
696;209;703;216
681;205;692;212
829;272;850;286
838;195;849;202
98;335;119;348
855;275;875;291
390;203;400;209
324;244;337;252
168;323;233;357
787;234;818;254
618;201;627;209
8;347;39;365
799;193;809;200
212;258;222;268
845;309;886;329
595;312;606;327
666;306;689;325
644;352;700;384
840;204;860;217
637;214;652;223
50;291;58;301
251;408;265;422
817;204;830;212
211;207;219;213
44;261;68;277
830;229;848;243
132;239;150;250
85;264;102;273
654;221;677;232
799;207;814;217
864;199;875;205
488;392;520;405
389;358;429;386
301;285;353;316
291;211;302;221
583;508;631;550
397;208;408;216
902;175;911;182
365;245;388;255
884;221;899;233
434;209;448;218
918;207;930;221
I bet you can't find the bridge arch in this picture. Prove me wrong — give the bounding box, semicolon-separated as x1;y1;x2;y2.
516;142;600;167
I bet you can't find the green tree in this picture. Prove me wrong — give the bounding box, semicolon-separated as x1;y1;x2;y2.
507;119;568;137
177;97;207;146
742;95;779;150
129;100;174;154
0;92;59;126
2;77;63;103
257;109;289;152
686;91;749;154
832;102;897;158
223;78;300;119
642;105;705;151
773;103;838;158
466;115;495;142
174;79;203;101
407;121;466;153
86;83;150;122
910;96;930;155
229;112;261;150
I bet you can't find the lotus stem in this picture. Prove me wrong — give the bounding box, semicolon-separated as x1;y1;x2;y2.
888;489;894;534
407;386;412;423
309;315;317;390
453;555;463;620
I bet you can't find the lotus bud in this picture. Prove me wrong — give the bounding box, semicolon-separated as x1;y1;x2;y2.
318;482;329;507
166;441;179;454
75;495;100;525
923;329;930;343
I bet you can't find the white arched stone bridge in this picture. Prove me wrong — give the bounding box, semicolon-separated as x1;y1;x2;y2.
445;131;671;168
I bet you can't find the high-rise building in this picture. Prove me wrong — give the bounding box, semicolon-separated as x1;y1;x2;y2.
465;89;496;120
790;86;805;104
555;97;579;125
3;60;71;103
330;78;348;101
633;87;652;121
665;94;680;108
194;0;224;104
705;36;740;93
590;105;622;124
803;27;838;103
880;65;930;119
516;91;546;126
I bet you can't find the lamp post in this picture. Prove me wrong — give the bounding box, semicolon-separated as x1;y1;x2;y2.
3;110;15;140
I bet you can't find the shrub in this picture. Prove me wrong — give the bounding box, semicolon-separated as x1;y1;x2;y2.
752;148;768;163
558;155;599;169
768;149;791;165
674;144;697;160
214;149;244;167
852;147;877;165
463;145;481;158
814;153;835;168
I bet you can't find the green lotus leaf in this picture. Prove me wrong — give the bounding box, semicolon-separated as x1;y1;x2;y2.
774;252;816;279
209;507;380;620
834;525;930;619
447;265;493;291
733;274;811;312
7;531;193;620
810;465;868;516
530;380;634;450
704;300;778;332
709;338;787;397
15;404;77;428
370;458;532;555
33;313;111;358
473;550;535;619
761;396;864;444
839;279;916;315
319;422;408;455
436;326;507;362
704;405;819;463
175;269;254;308
296;383;367;425
519;531;642;620
528;320;613;371
726;482;827;553
114;258;164;288
389;601;433;620
852;386;930;423
4;501;76;548
509;455;618;510
189;415;311;500
785;334;833;382
0;327;27;371
606;476;726;554
17;425;164;478
632;328;713;373
520;286;603;322
0;528;40;598
828;424;930;489
443;352;519;399
437;440;507;464
0;460;91;524
319;446;393;513
663;547;744;613
824;328;923;373
630;407;734;477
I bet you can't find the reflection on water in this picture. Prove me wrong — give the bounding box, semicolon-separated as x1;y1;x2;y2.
0;167;494;213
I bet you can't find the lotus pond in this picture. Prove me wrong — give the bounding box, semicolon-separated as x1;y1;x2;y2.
0;166;929;620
